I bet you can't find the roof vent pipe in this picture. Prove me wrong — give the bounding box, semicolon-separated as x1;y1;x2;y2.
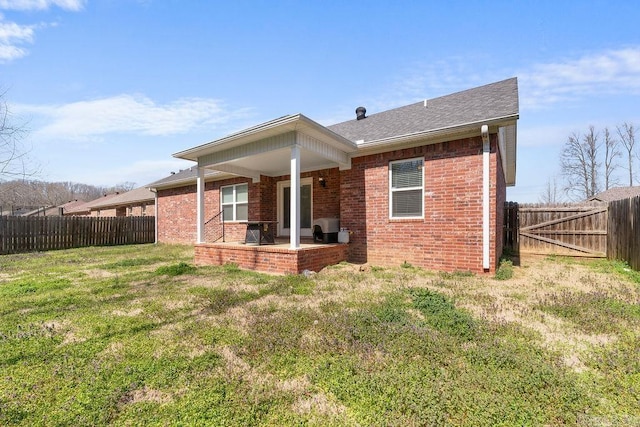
356;106;366;120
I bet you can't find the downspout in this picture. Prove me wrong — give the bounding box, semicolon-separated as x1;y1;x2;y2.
481;125;490;271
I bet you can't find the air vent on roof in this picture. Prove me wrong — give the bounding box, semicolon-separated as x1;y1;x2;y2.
356;106;366;120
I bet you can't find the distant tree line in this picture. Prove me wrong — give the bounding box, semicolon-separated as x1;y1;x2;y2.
1;89;137;213
0;180;136;213
542;122;637;202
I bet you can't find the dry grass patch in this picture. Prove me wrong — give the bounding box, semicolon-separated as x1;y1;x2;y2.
2;245;639;426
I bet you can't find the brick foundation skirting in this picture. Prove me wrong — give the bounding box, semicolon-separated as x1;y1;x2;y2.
194;242;349;274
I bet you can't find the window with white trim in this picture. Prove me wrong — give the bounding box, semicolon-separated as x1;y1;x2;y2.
221;183;248;222
389;158;424;219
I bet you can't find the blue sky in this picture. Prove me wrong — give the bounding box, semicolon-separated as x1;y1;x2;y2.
1;0;639;202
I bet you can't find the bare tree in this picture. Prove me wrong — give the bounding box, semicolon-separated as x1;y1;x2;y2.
1;90;36;181
539;176;562;204
617;122;636;186
603;127;620;190
560;126;601;200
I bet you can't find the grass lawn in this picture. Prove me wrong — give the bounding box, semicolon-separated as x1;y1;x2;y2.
1;244;639;426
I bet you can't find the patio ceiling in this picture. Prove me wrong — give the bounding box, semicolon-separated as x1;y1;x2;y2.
173;114;358;181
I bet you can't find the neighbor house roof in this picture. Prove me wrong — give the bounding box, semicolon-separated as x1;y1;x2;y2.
87;187;155;210
588;186;640;202
22;200;89;216
64;192;121;214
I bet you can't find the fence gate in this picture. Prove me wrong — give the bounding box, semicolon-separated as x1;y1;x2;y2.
513;204;608;257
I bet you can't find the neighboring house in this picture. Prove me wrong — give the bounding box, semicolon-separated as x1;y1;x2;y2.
1;206;39;216
150;78;519;274
587;186;640;203
62;193;120;216
22;200;88;216
85;187;156;217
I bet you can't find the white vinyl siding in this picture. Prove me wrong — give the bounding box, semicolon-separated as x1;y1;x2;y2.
221;183;248;222
389;158;424;219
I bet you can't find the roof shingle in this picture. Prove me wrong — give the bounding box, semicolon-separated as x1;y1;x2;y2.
327;77;518;143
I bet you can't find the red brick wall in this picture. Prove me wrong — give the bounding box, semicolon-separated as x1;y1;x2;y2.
157;170;341;244
195;243;348;274
267;169;341;221
92;208;117;217
157;184;198;244
157;177;253;244
159;136;504;273
340;136;502;273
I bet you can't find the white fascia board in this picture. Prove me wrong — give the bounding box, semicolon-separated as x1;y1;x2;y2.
355;114;518;152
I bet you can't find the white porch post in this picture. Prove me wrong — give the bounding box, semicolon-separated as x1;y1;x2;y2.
290;144;301;249
196;166;205;244
481;125;490;271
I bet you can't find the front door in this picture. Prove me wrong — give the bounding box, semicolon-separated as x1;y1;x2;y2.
278;178;313;237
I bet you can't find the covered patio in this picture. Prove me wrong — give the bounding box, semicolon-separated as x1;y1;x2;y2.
173;114;357;273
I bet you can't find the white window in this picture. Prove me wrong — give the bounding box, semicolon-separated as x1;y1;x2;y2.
221;183;248;222
389;158;424;219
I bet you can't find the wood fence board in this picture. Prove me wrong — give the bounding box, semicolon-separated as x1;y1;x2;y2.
0;216;155;255
505;198;640;270
505;203;608;257
607;196;640;270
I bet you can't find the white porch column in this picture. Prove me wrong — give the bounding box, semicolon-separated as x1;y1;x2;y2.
290;144;301;249
481;125;490;271
196;166;205;244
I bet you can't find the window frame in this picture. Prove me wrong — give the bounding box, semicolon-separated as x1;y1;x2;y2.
220;183;249;222
388;157;424;220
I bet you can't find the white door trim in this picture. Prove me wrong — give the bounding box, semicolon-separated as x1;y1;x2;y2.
277;177;313;237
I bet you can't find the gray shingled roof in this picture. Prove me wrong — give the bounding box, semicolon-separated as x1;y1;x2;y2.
64;195;119;214
148;166;223;189
327;78;518;143
88;187;155;209
588;186;640;202
153;78;518;189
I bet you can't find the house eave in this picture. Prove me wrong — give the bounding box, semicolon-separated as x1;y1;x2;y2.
148;172;238;191
354;114;518;153
173;114;358;162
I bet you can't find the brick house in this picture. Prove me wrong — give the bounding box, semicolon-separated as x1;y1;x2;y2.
63;188;155;217
150;78;519;274
85;187;155;217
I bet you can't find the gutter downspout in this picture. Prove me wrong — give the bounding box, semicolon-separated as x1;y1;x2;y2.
481;125;490;271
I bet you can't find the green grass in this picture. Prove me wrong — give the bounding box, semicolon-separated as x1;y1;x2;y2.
0;245;638;425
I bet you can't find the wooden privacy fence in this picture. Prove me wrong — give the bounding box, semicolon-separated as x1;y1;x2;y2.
607;195;640;270
504;198;640;270
504;203;608;257
0;216;155;255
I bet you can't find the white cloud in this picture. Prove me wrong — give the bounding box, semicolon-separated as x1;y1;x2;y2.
21;94;253;141
0;0;83;62
520;47;640;110
0;0;84;11
0;19;34;60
